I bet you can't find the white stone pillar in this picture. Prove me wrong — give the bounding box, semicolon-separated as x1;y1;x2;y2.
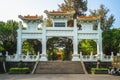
36;52;40;61
95;39;101;60
17;21;22;54
111;52;114;61
52;19;55;27
40;19;47;61
72;19;80;61
95;21;103;60
80;52;83;60
98;21;103;60
96;40;99;55
99;38;103;60
90;52;93;60
65;21;67;27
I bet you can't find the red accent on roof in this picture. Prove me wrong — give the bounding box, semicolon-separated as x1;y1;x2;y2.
49;10;68;13
19;15;43;19
79;16;100;20
25;15;39;18
44;10;74;14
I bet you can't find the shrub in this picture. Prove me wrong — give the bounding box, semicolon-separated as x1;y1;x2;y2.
9;67;30;74
61;52;65;61
91;68;108;74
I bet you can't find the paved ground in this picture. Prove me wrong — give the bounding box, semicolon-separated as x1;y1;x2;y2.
0;74;119;80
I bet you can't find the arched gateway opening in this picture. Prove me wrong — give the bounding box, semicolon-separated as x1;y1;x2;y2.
78;39;97;55
47;37;73;61
22;39;42;55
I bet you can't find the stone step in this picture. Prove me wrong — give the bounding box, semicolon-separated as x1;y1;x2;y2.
34;61;85;74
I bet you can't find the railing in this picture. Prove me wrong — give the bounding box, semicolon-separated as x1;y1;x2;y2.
79;52;113;62
6;52;41;62
5;52;115;62
80;54;113;62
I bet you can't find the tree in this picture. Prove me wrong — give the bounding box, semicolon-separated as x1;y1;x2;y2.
79;39;97;55
22;39;42;55
0;20;18;54
103;28;120;55
22;40;34;55
58;0;87;18
62;38;73;60
89;4;115;30
0;21;5;53
46;17;53;27
58;0;87;58
47;37;73;60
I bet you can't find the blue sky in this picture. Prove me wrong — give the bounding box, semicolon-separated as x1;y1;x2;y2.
0;0;119;28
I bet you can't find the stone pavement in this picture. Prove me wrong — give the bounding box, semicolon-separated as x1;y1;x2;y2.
0;74;119;80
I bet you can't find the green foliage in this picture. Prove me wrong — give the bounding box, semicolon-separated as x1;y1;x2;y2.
46;18;53;27
22;40;34;55
38;27;42;30
47;37;59;51
64;47;71;60
91;68;108;74
61;52;65;61
47;51;51;60
9;67;30;74
62;38;73;60
47;37;72;60
58;0;87;18
79;39;97;55
0;45;4;51
22;39;42;55
52;51;58;60
0;20;18;54
103;28;120;55
10;67;29;71
89;4;115;30
47;49;59;60
91;68;108;72
47;37;59;60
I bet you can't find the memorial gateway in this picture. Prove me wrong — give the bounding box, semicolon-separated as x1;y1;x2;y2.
5;10;114;62
3;10;115;74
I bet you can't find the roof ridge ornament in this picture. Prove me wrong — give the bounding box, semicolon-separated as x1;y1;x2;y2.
18;15;43;19
78;15;100;21
44;10;75;14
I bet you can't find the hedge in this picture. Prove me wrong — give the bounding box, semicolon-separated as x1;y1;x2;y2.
91;68;108;74
9;67;30;74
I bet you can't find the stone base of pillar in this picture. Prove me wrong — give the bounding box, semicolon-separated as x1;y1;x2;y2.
15;54;20;61
100;54;103;61
40;54;48;61
72;54;80;61
96;53;101;61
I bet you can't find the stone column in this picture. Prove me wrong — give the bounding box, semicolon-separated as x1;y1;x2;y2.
94;40;101;60
17;21;22;54
98;21;103;60
94;21;103;60
52;19;55;27
40;19;47;61
96;40;99;56
99;38;103;60
72;19;80;61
